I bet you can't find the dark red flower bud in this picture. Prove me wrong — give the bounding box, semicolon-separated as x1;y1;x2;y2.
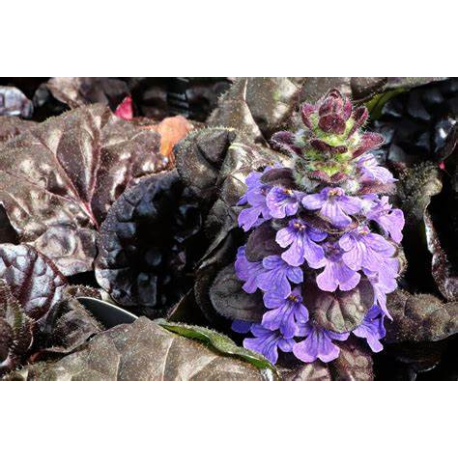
308;169;348;184
317;90;348;134
310;139;347;155
271;131;301;156
301;104;315;129
318;114;346;135
348;106;369;138
352;132;384;158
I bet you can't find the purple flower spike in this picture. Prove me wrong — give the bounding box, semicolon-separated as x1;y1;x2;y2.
357;153;396;185
302;187;362;228
237;171;272;231
234;90;405;363
257;255;303;297
266;186;303;219
262;286;309;338
366;196;405;243
352;305;386;352
293;322;349;364
315;243;361;292
244;324;294;364
276;218;327;267
234;246;265;294
339;226;397;273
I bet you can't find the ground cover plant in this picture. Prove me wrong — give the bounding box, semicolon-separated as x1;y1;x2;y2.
0;77;456;381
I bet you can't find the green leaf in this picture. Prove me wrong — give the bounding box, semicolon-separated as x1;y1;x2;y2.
365;88;405;120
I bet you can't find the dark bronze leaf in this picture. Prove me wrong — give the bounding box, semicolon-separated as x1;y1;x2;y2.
0;104;167;275
385;290;458;343
331;339;374;381
0;244;66;321
245;223;282;262
47;77;130;110
95;170;203;316
209;78;305;141
304;280;374;333
8;317;273;381
209;264;265;322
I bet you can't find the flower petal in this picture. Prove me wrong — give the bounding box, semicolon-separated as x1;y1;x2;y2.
302;192;326;210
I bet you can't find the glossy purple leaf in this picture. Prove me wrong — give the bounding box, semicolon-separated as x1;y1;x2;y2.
0;243;66;321
0;104;168;275
95;171;203;316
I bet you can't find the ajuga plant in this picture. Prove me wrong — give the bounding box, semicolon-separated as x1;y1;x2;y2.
0;243;103;376
232;89;405;364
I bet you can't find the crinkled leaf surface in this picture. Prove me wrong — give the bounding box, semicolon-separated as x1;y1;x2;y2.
396;163;443;228
281;360;332;381
176;127;291;323
245;223;282;262
0;104;168;275
36;296;103;356
95;170;203;316
0;243;66;321
47;77;130;110
175;128;238;202
8;317;272;381
0;116;35;144
395;163;443;291
209;264;265;322
386;290;458;343
280;339;373;381
209;78;305;142
331;339;374;381
304;280;374;333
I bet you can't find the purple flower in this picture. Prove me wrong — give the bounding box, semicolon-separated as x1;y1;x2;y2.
238;171;272;232
244;324;295;364
339;226;396;273
366;196;405;244
293;322;349;364
231;320;253;334
234;246;265;294
238;171;262;203
357;153;395;184
363;258;399;319
266;186;303;219
276;218;327;267
257;255;304;297
352;306;386;352
315;243;361;292
262;287;309;338
302;187;362;228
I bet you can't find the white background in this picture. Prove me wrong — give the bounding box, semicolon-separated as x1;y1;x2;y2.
1;1;455;75
2;382;457;457
1;1;456;456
